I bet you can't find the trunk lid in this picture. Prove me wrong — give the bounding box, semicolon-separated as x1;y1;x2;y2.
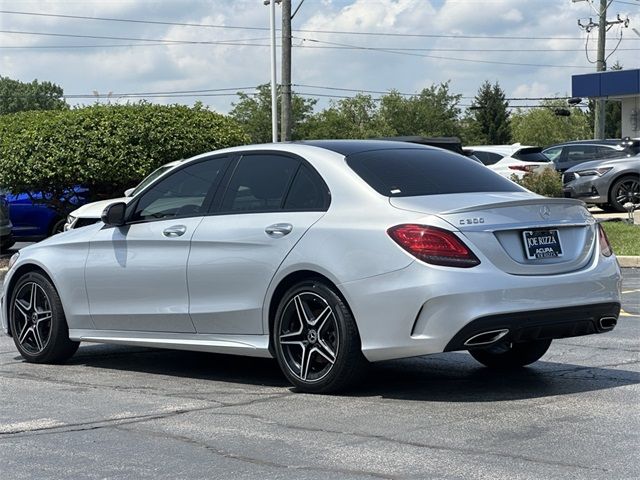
390;193;597;275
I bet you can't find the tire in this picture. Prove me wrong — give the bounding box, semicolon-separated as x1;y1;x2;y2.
1;239;15;252
469;339;552;369
50;218;66;236
9;272;79;363
596;203;619;213
273;280;367;393
608;175;640;213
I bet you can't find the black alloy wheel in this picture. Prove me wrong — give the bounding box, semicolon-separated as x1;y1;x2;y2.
9;272;79;363
609;175;640;212
273;280;366;393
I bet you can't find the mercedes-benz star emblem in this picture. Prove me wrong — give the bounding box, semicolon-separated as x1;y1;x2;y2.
539;205;551;219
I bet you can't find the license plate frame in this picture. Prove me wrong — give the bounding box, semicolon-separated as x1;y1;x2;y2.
522;229;563;260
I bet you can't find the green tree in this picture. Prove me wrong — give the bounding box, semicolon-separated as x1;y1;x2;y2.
379;82;462;137
303;93;392;139
229;84;316;143
466;81;511;144
0;103;249;212
0;76;68;114
510;100;591;146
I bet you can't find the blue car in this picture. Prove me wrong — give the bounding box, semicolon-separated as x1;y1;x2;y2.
0;193;12;251
1;188;89;246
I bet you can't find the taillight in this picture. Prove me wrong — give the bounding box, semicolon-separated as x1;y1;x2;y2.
387;224;480;268
508;165;535;172
597;224;613;257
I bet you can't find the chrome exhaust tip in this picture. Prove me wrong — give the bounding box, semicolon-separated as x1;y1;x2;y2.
598;316;617;331
463;329;509;347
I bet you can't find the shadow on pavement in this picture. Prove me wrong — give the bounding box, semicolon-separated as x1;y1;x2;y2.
38;344;640;401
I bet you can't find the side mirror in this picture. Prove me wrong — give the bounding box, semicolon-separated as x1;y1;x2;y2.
124;188;135;197
101;202;127;227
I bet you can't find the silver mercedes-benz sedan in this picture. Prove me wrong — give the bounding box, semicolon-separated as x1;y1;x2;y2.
0;141;622;393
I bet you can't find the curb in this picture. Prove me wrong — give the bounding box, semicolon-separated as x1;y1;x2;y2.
618;256;640;268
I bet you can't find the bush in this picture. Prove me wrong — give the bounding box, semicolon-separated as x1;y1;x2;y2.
0;103;249;211
511;168;564;198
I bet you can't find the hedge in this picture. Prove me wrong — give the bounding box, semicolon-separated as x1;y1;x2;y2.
0;102;249;209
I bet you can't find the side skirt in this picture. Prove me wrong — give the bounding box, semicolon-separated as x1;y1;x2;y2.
68;329;273;358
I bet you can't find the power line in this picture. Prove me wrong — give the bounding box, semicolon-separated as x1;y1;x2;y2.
3;9;640;41
294;36;594;69
2;41;640;53
293;84;574;101
0;29;271;46
0;29;602;69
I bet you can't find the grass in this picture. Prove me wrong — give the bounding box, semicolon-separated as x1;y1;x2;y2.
601;221;640;256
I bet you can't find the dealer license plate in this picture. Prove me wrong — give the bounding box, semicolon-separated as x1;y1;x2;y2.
522;229;563;259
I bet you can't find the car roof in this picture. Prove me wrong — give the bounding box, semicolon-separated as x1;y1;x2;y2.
467;144;539;155
543;141;623;150
296;139;440;156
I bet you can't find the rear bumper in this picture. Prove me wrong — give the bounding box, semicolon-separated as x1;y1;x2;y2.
339;252;622;362
443;302;620;352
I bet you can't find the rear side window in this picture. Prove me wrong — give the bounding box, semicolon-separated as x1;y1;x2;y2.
283;165;329;211
473;151;504;166
543;147;562;161
221;154;299;213
512;148;550;162
347;148;523;197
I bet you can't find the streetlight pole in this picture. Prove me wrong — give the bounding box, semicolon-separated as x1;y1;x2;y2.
594;0;607;140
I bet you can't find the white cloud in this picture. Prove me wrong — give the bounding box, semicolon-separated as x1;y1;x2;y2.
0;0;638;115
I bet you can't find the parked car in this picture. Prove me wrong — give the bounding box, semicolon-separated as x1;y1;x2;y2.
563;155;640;212
0;194;12;252
1;141;621;393
65;160;184;230
467;144;553;178
379;136;482;163
1;188;88;243
543;140;634;172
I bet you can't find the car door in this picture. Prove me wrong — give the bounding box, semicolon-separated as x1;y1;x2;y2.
85;155;232;332
187;152;330;335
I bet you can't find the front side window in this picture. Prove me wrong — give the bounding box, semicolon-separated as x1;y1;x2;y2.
131;156;229;222
130;164;176;197
221;154;299;213
565;145;597;162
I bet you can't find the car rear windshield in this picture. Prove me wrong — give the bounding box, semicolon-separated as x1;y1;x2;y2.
512;148;550;162
346;148;523;197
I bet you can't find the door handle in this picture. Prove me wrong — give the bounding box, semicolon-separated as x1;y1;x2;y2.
163;225;187;237
265;223;293;237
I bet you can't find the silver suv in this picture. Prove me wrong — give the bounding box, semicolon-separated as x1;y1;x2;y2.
0;194;12;252
563;155;640;212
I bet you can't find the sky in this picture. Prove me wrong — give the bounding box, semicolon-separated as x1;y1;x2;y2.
1;0;639;113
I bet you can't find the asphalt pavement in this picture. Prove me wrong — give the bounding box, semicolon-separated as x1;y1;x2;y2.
0;267;638;479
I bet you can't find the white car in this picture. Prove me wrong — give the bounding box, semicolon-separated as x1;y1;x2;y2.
64;160;184;230
1;141;621;393
468;144;553;179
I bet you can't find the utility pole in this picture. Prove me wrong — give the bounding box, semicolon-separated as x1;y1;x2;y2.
281;0;292;142
265;0;279;143
594;0;607;140
577;0;629;139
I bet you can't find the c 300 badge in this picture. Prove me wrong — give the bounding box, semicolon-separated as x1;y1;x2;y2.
459;217;485;225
